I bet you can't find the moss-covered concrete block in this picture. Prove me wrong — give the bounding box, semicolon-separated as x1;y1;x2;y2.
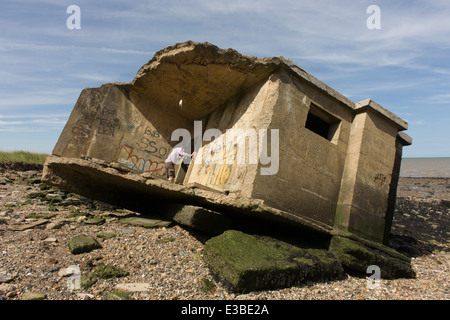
173;205;231;235
94;265;129;279
203;230;345;293
120;217;172;228
68;235;102;254
328;236;415;279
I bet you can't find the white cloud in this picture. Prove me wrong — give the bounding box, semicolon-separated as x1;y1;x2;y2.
0;113;68;133
0;128;55;133
409;120;427;125
0;113;68;119
0;120;25;125
0;39;153;56
414;93;450;105
0;89;79;109
72;72;116;83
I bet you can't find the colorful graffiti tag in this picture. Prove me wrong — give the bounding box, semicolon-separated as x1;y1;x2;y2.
195;141;238;187
118;144;165;176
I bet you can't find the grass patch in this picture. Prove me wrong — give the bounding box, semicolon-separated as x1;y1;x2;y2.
200;278;216;294
94;265;129;279
0;151;48;164
80;274;97;290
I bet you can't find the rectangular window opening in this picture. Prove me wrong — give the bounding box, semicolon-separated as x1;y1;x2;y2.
305;103;341;144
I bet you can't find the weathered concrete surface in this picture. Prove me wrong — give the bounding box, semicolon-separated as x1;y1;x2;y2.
203;230;345;293
43;40;412;245
42;155;331;236
329;236;415;279
173;205;232;235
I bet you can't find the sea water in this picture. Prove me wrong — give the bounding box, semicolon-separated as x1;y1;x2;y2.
400;158;450;178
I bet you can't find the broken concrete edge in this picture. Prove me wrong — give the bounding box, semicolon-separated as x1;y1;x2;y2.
78;44;357;131
134;41;281;81
132;41;391;123
41;155;332;236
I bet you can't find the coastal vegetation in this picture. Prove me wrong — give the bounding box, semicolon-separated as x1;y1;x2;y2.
0;151;48;164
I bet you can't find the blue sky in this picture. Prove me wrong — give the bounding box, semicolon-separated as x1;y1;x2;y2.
0;0;449;158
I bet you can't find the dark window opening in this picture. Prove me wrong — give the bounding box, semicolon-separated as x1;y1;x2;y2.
305;113;330;140
305;103;341;143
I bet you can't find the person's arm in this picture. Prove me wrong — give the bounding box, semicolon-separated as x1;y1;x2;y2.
180;151;193;158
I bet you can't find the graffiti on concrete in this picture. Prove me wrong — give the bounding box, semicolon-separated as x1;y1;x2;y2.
194;140;238;187
118;144;165;176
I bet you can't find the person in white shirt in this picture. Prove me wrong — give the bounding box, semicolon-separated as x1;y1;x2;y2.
164;147;193;181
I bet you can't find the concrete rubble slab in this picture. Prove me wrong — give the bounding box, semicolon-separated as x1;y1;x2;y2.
43;155;332;235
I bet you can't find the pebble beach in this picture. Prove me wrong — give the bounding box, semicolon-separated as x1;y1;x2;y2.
0;163;448;301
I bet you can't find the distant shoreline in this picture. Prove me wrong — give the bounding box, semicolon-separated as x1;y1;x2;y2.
400;157;450;178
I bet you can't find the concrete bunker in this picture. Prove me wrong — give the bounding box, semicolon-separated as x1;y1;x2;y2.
43;41;412;247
